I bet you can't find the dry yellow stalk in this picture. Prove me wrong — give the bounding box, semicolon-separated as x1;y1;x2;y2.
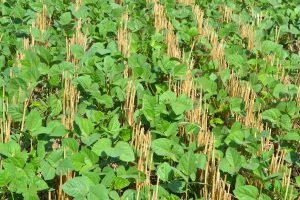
166;21;181;59
118;9;131;57
124;80;136;126
35;5;47;33
275;26;280;44
118;9;132;77
228;74;256;128
154;2;167;33
251;10;264;26
239;23;256;51
75;0;82;11
61;73;80;131
193;5;204;36
56;17;86;200
66;20;87;66
199;135;232;200
219;5;233;23
297;86;300;107
31;4;50;47
0;88;11;143
269;148;286;174
133;124;153;200
282;168;293;200
177;0;195;6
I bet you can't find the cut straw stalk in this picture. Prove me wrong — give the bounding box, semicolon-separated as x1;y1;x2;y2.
239;23;256;51
117;9;132;77
124;80;136;126
228;73;256;128
132;124;153;200
56;16;86;200
177;0;195;6
166;21;181;59
154;2;167;33
219;5;233;23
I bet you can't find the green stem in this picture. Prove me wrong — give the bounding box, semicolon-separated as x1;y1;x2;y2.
186;181;189;200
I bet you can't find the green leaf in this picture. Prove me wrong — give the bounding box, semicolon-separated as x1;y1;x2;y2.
233;185;258;200
157;162;173;182
112;177;130;190
0;141;20;157
151;138;184;162
62;176;92;198
273;83;286;98
296;176;300;187
230;97;243;113
40;160;55;180
280;114;292;130
171;95;193;115
108;115;120;136
0;171;9;187
87;184;109;200
49;95;62;117
71;44;84;59
220;147;243;175
106;141;135;162
59;12;72;25
73;75;92;90
75;117;94;137
195;154;206;170
177;151;197;177
114;141;135;162
26;110;42;134
220;68;230;83
47;121;68;137
173;64;188;77
235;174;246;188
283;132;300;141
92;138;112;156
258;194;272;200
261;108;281;124
62;138;79;152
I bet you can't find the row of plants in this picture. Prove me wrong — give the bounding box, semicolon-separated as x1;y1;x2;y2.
0;0;299;199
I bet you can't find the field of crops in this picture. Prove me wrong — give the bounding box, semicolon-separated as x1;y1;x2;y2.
0;0;299;199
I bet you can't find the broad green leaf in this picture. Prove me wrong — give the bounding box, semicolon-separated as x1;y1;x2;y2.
151;138;184;162
195;154;206;170
59;12;72;25
233;185;258;200
280;114;292;130
71;44;84;59
92;138;112;156
62;176;92;198
106;141;135;162
258;194;272;200
49;95;62;117
47;121;68;137
177;151;197;177
296;176;300;187
62;138;79;152
112;177;130;190
171;95;193;115
26;110;42;133
108;115;120;136
87;184;109;200
0;171;9;187
75;117;94;137
235;174;246;188
114;141;135;162
220;147;243;175
40;160;55;180
261;108;281;124
157;162;173;182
